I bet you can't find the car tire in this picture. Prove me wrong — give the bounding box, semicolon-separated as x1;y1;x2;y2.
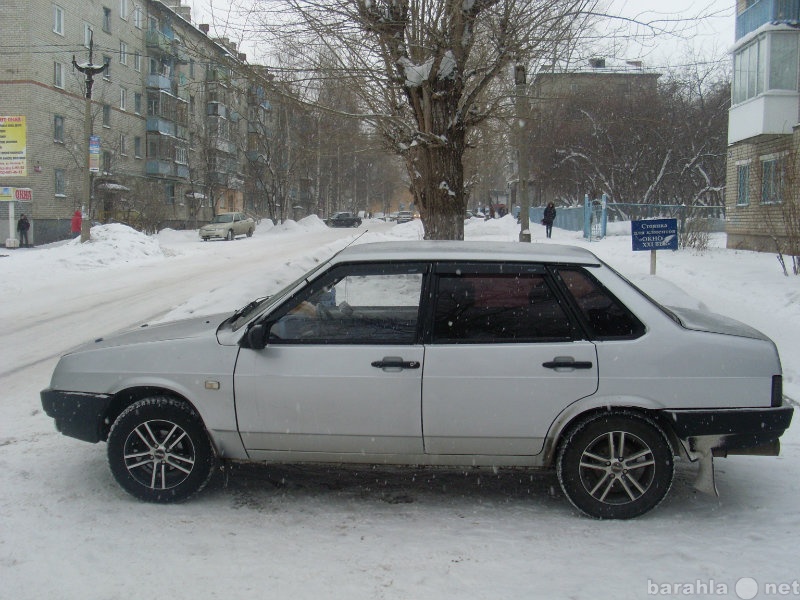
107;397;217;503
247;228;253;237
556;411;674;519
226;229;234;241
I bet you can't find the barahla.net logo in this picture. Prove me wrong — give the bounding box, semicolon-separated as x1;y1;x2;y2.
647;578;800;598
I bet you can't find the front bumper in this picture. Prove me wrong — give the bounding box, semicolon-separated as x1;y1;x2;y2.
664;400;794;456
41;389;113;443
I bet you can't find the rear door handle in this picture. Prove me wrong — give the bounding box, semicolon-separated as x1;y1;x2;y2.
543;357;593;370
371;357;421;370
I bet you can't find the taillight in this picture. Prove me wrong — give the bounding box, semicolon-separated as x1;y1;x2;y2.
772;375;783;407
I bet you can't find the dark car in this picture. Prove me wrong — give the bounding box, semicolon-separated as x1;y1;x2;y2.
327;212;362;228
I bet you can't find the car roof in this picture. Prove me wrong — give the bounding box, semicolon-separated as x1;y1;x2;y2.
332;241;602;265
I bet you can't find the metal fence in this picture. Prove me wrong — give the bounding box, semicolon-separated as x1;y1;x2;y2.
527;194;726;245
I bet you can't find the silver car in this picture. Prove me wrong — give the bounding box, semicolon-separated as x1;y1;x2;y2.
199;212;255;241
41;242;792;518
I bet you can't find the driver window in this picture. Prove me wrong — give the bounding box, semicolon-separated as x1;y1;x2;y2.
270;269;423;344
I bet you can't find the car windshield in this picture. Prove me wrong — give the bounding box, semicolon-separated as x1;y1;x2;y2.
212;214;234;223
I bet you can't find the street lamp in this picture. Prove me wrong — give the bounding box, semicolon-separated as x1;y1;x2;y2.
514;63;531;243
73;31;107;243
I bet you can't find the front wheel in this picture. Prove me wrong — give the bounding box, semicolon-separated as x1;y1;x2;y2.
107;397;217;503
557;412;674;519
246;228;254;237
226;229;234;241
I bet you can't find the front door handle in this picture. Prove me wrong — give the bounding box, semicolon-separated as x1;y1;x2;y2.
371;357;421;370
543;357;593;370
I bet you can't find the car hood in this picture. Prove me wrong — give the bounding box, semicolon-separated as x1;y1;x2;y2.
200;223;225;230
79;312;230;351
667;306;770;341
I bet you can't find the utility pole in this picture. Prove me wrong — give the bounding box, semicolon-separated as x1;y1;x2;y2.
73;31;107;243
515;63;531;243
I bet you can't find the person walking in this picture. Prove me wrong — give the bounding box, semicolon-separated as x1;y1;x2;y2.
542;202;556;239
17;214;30;247
71;210;82;238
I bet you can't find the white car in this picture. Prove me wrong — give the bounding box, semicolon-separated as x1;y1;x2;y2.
41;242;792;518
199;212;255;241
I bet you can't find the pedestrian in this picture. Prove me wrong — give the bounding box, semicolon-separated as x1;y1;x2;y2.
71;210;82;238
17;213;30;247
542;202;556;239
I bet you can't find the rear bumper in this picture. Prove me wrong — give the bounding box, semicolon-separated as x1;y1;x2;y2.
41;389;112;443
663;400;794;455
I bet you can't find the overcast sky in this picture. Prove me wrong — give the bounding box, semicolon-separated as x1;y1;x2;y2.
604;0;736;67
188;0;737;69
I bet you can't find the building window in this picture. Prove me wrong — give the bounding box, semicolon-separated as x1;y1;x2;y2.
120;88;127;110
84;23;93;48
133;4;143;28
733;36;765;104
134;92;142;114
103;104;111;127
134;136;142;158
737;164;750;206
120;134;127;156
102;151;112;174
103;6;111;32
148;15;158;32
189;59;195;79
119;0;128;20
133;51;141;72
165;183;175;205
53;4;64;35
761;156;784;204
55;169;66;196
770;33;799;91
54;114;65;143
103;55;111;80
119;41;127;65
175;145;188;164
53;62;64;88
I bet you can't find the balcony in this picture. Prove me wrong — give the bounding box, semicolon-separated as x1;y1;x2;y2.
146;116;177;136
146;73;172;91
737;0;800;40
146;159;189;179
728;92;799;143
146;29;176;55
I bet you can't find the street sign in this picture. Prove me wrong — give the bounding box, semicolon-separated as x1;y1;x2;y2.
631;218;678;251
89;135;100;172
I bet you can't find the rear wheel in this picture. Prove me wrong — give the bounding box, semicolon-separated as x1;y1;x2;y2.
107;397;217;503
557;412;674;519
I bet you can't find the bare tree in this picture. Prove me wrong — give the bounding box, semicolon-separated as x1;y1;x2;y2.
246;0;596;239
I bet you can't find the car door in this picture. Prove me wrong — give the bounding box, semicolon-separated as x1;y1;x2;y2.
234;262;427;459
421;264;598;456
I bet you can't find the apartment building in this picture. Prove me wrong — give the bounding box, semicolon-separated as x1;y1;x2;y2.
0;0;249;244
726;0;800;251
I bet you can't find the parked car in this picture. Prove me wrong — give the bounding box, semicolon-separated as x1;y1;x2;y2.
326;212;362;228
199;212;255;241
41;242;792;518
396;210;414;223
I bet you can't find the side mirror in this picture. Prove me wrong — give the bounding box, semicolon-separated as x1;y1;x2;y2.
242;322;268;350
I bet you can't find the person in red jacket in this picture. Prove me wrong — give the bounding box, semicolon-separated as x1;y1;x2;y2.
71;210;82;238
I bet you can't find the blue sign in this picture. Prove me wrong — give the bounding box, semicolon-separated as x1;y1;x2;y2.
631;218;678;251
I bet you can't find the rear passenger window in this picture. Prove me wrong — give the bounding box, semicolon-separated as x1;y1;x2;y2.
433;273;573;342
558;269;644;339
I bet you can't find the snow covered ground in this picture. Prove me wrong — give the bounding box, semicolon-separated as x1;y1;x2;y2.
1;216;798;599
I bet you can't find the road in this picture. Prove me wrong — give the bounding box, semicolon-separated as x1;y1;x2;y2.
1;224;380;378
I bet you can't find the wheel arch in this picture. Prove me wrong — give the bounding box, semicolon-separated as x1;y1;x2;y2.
101;385;203;442
542;398;685;468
